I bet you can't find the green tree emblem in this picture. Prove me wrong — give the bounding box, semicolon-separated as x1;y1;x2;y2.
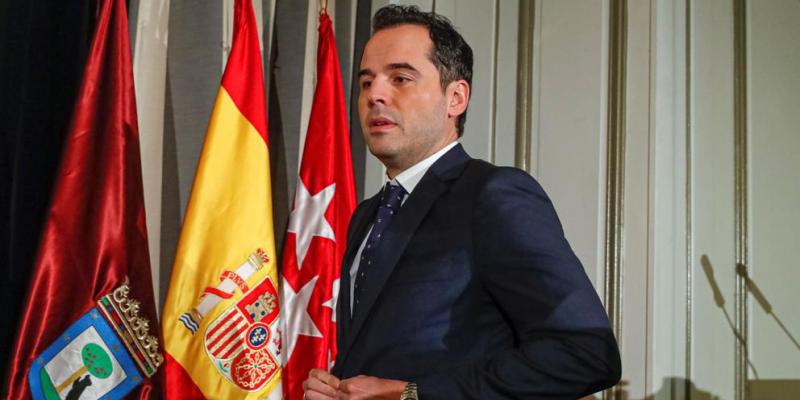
82;343;113;378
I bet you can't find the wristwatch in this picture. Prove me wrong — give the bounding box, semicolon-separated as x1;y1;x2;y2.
400;382;418;400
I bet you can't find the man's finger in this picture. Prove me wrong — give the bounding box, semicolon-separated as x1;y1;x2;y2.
304;388;336;400
309;368;341;388
337;379;352;394
335;391;351;400
304;377;338;397
304;369;341;398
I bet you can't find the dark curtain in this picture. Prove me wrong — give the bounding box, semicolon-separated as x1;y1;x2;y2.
0;0;94;386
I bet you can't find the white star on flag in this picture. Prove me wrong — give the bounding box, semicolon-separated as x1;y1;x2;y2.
321;278;340;322
287;181;336;268
281;276;323;364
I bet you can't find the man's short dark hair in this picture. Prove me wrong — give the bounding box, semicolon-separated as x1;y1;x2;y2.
372;5;474;136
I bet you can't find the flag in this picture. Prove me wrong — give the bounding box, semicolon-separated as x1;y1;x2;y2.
160;0;282;398
280;11;357;400
3;0;162;398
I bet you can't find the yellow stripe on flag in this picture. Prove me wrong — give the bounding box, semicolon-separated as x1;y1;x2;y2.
162;87;280;399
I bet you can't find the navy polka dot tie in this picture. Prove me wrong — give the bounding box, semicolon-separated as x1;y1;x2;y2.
352;183;407;315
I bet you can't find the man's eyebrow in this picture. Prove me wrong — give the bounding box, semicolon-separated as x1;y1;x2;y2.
358;63;420;78
358;68;375;78
386;62;419;73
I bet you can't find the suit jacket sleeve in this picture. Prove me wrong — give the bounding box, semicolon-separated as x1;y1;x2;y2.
415;167;621;399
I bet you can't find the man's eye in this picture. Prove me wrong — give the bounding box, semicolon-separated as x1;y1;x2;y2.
361;80;372;89
393;76;410;84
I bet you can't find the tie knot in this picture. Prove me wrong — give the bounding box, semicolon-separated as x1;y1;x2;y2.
380;183;406;210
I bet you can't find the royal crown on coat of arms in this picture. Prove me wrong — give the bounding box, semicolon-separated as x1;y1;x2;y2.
98;277;164;376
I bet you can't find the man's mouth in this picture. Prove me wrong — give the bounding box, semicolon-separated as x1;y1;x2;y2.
368;116;397;131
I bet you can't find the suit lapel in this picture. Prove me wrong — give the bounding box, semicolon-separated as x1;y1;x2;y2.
337;145;472;367
337;194;380;341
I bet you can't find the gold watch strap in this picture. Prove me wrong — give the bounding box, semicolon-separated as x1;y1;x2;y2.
400;382;418;400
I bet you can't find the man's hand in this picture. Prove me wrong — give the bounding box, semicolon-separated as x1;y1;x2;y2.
303;369;340;400
302;370;408;400
336;375;407;400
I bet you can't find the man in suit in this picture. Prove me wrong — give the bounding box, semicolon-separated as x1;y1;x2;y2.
303;5;621;400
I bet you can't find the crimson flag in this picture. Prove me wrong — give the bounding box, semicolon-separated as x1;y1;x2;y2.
280;12;357;400
3;0;162;398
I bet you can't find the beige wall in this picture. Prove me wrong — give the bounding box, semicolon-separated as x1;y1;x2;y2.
747;0;800;386
640;0;800;398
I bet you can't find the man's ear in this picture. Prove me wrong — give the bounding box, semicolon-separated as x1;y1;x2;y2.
447;79;470;119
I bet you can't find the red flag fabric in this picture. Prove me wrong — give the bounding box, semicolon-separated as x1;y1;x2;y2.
280;12;357;400
3;0;161;398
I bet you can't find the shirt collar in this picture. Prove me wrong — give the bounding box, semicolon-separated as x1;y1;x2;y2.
387;141;458;194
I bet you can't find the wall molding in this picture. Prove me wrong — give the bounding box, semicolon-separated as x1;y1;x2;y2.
489;0;500;164
684;0;694;397
733;0;749;398
514;0;534;172
604;0;627;397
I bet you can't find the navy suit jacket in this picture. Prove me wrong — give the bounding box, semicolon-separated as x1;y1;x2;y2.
332;145;621;399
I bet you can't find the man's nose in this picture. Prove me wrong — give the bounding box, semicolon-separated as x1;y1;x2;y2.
366;79;389;107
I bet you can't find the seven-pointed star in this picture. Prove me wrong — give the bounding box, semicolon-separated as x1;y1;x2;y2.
281;276;323;363
287;181;336;269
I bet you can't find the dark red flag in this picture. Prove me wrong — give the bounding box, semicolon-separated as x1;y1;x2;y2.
280;12;357;400
3;0;162;398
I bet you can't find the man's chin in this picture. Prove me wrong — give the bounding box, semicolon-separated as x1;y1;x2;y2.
369;149;395;162
367;146;401;167
366;141;394;157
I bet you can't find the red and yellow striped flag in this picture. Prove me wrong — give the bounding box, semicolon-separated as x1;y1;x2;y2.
161;0;281;398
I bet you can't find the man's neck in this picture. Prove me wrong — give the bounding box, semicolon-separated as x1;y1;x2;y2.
385;141;459;194
386;139;458;179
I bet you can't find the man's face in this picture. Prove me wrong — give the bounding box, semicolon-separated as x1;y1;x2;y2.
358;24;458;175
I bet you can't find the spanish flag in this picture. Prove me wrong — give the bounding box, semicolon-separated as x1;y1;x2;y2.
161;0;281;398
